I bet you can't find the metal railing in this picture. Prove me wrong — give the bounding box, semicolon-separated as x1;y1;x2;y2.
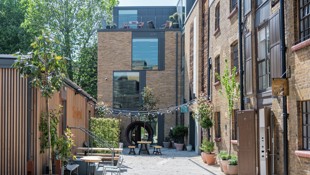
68;126;116;166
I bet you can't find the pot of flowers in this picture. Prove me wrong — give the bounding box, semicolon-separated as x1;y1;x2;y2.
219;151;230;174
227;155;238;175
172;125;188;151
200;139;216;165
163;137;171;148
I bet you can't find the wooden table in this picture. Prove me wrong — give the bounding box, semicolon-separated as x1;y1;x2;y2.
76;147;123;152
80;156;102;175
137;141;152;155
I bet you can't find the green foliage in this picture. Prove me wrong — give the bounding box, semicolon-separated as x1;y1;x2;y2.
164;137;170;142
219;151;231;160
0;0;32;54
90;118;120;148
39;108;61;153
141;86;158;111
95;103;110;118
56;128;75;165
194;93;213;129
13;31;67;98
73;44;97;98
200;139;215;153
21;0;119;79
229;155;238;165
172;125;188;143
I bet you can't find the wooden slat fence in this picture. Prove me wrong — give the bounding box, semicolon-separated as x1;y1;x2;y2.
0;68;27;175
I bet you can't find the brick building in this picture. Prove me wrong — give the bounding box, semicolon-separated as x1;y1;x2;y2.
97;6;184;146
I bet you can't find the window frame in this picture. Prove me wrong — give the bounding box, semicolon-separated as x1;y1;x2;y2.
299;0;310;42
230;0;238;12
215;112;221;138
132;38;159;70
231;42;239;71
232;109;238;140
214;56;220;83
300;101;310;150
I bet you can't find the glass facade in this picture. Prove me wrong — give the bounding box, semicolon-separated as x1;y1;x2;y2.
301;101;310;150
118;10;138;29
132;38;159;70
113;72;140;109
299;0;310;41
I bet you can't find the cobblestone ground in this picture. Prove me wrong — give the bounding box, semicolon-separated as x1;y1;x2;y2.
120;148;224;175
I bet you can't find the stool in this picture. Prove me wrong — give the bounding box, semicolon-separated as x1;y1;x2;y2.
128;145;136;155
153;145;162;155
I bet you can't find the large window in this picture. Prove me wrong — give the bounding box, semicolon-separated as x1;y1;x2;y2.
299;0;310;42
257;25;270;91
215;3;220;30
232;110;238;140
113;72;140;109
300;101;310;150
118;10;137;29
132;38;159;70
215;112;221;138
231;42;239;71
230;0;237;11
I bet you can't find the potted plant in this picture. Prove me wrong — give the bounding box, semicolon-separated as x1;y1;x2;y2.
227;155;238;175
169;12;179;28
163;137;171;148
186;144;192;151
219;151;230;174
172;125;188;151
200;139;216;165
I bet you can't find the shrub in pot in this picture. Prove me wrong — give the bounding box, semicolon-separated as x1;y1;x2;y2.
172;125;188;151
219;151;230;174
227;155;238;175
200;139;216;165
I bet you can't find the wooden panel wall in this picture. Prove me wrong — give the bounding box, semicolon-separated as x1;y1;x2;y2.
0;68;27;175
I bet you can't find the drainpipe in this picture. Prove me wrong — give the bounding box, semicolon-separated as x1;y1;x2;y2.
238;0;244;110
207;5;211;100
280;0;288;174
176;32;179;125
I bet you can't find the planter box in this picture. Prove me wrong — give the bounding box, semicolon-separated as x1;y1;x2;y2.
163;141;170;148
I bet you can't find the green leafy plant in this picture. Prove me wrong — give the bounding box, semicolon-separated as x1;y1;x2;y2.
90;118;120;148
164;137;170;142
229;155;238;165
55;128;75;165
194;93;213;129
216;59;240;157
172;125;188;143
200;139;215;154
219;151;231;160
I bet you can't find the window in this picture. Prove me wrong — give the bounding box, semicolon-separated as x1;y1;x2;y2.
257;25;271;91
132;38;158;70
118;10;137;29
231;0;237;11
300;101;310;150
215;112;221;138
256;0;268;7
215;56;220;82
299;0;310;42
215;3;220;30
231;42;239;71
232;110;238;140
244;0;251;15
113;72;140;109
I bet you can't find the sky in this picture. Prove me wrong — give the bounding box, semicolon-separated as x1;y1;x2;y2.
118;0;179;6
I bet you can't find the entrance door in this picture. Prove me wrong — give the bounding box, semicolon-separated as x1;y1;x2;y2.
238;110;256;175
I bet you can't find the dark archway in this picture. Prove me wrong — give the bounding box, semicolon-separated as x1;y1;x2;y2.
125;121;153;146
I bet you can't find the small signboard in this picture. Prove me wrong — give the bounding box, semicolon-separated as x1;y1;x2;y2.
272;78;289;96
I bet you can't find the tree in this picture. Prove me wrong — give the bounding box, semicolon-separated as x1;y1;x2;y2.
14;31;66;175
0;0;31;53
195;93;213;130
217;59;240;157
22;0;119;79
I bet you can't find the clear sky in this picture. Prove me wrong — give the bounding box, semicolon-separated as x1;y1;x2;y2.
118;0;179;6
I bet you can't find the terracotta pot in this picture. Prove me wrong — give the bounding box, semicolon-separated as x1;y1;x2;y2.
220;160;229;174
174;143;184;151
205;153;216;165
201;152;208;163
227;164;238;175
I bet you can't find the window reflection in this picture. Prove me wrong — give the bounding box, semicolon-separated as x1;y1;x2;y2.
132;38;159;70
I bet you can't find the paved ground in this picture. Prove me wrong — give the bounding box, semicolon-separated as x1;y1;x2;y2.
120;147;224;175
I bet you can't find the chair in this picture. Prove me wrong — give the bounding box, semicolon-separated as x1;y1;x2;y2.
104;156;124;175
95;166;107;175
147;21;155;29
153;145;162;155
128;145;136;155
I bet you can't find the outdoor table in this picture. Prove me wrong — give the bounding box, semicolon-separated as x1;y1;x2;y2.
137;141;152;155
76;147;123;152
81;156;102;175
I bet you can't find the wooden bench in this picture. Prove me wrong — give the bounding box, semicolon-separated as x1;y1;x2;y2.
153;145;162;155
128;145;136;155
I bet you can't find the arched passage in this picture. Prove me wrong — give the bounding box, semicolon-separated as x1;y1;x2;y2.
125;121;153;146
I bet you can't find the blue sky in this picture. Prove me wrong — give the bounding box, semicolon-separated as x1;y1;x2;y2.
118;0;178;6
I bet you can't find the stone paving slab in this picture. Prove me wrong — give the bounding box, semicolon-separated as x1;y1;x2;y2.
120;148;224;175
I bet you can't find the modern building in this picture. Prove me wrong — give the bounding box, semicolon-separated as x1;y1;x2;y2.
97;6;184;146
